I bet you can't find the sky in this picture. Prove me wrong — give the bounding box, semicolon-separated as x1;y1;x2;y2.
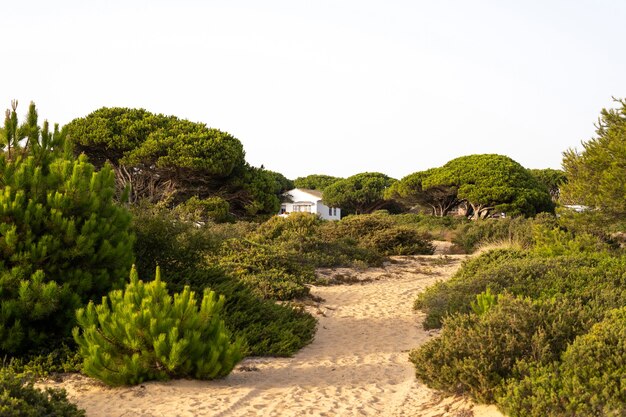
2;0;625;180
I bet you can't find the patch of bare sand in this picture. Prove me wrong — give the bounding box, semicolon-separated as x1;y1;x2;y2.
41;253;505;417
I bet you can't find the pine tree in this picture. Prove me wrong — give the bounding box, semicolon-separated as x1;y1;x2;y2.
73;266;243;386
0;101;134;355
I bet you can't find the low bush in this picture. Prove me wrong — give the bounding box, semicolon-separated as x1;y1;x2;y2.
73;267;243;386
3;345;82;377
255;213;383;267
214;238;313;300
0;368;85;417
173;195;233;223
166;267;316;357
451;216;535;253
322;212;434;257
385;213;465;240
415;250;626;329
132;207;316;356
499;306;626;417
410;295;592;403
359;226;434;255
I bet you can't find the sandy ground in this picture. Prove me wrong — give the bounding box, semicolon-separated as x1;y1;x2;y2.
41;248;505;417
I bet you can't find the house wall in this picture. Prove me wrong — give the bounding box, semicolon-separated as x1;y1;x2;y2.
280;189;341;221
316;201;341;220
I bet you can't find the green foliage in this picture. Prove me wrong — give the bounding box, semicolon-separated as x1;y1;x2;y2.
388;213;466;240
451;216;535;253
561;98;626;221
418;250;626;329
165;267;316;357
65;107;282;216
0;368;85;417
410;294;591;403
531;222;608;257
424;154;554;219
214;238;313;300
293;174;341;191
173;196;232;223
528;168;567;203
253;213;382;268
321;213;434;257
4;345;82;377
131;207;315;356
499;306;626;416
266;170;294;194
470;288;497;316
73;267;243;386
0;104;134;355
322;172;397;215
386;168;460;216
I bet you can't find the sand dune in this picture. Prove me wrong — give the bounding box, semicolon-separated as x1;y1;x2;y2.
42;253;505;417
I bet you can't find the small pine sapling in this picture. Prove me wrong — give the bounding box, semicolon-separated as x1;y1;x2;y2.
73;266;243;386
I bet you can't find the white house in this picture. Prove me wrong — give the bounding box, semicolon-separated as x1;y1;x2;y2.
279;188;341;220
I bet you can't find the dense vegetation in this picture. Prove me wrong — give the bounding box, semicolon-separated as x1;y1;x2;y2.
388;154;554;219
409;101;626;416
73;267;242;386
3;97;626;416
0;103;134;355
64;107;284;218
0;368;85;417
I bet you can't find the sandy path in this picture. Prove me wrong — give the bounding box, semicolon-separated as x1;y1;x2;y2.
43;254;505;417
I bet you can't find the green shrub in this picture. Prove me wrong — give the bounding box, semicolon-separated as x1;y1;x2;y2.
500;306;626;417
415;250;626;329
214;238;313;300
4;345;82;377
132;207;315;356
173;195;233;223
470;288;497;316
322;212;434;257
0;367;85;417
165;267;316;357
386;213;466;240
452;216;534;253
73;267;242;386
359;226;434;255
410;295;592;403
131;203;221;275
531;221;609;257
0;154;134;355
415;248;526;329
254;213;383;267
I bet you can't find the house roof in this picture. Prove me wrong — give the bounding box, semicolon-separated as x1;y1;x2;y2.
281;188;324;204
297;188;323;198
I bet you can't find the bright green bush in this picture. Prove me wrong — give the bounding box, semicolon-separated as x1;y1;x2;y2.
0;368;85;417
410;295;592;403
500;306;626;416
0;153;134;355
73;267;242;386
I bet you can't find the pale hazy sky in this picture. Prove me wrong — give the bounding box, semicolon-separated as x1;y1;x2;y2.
3;1;624;179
